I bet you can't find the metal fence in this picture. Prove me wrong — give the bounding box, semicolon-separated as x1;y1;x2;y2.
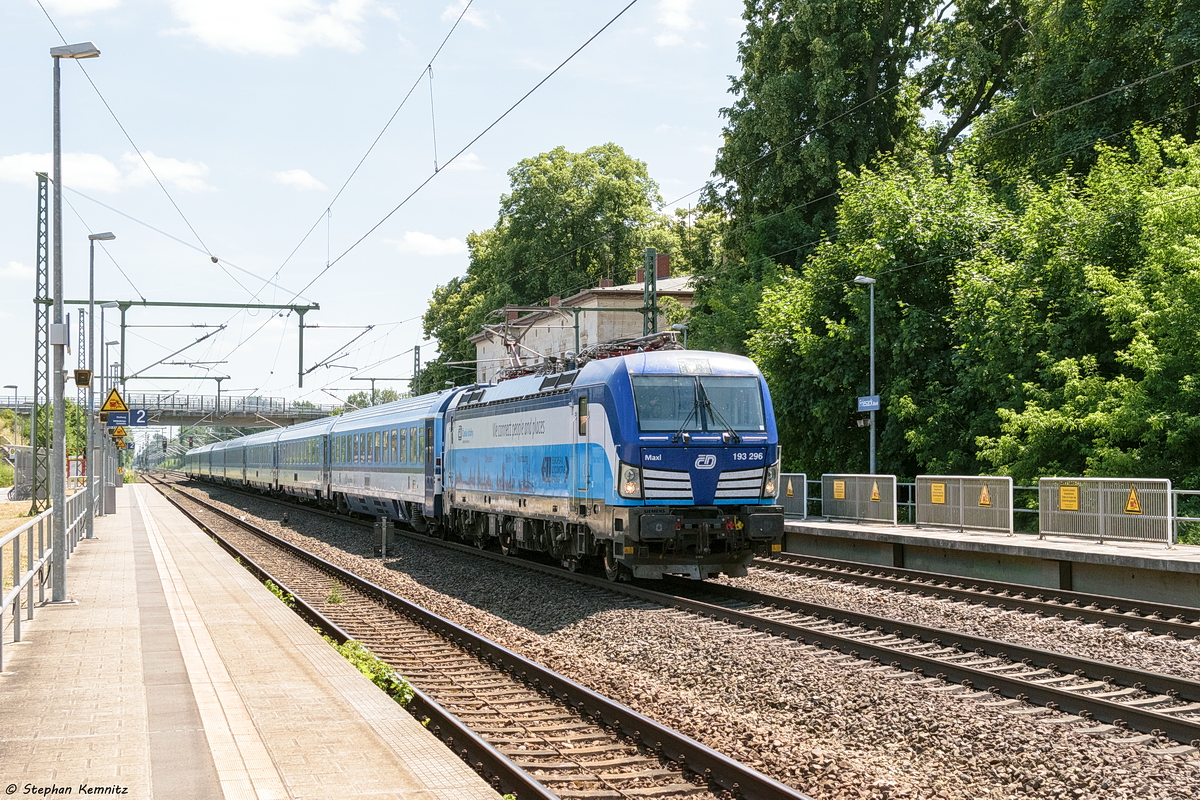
916;475;1014;534
821;474;897;525
779;473;807;518
1039;477;1173;544
1;485;93;670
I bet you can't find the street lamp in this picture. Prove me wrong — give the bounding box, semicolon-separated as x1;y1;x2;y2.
3;386;16;446
50;41;101;602
853;276;877;474
86;233;114;537
671;323;689;349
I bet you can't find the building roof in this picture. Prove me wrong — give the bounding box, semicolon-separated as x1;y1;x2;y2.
469;275;694;344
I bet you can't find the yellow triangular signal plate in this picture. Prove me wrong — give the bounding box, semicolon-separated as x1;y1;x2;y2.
870;481;881;502
111;426;128;438
101;388;128;413
1124;485;1143;515
979;484;992;507
786;479;794;498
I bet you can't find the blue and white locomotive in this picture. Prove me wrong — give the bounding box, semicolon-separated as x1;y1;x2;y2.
184;348;784;580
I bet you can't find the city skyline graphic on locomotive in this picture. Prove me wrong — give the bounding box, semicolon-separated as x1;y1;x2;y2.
184;349;784;580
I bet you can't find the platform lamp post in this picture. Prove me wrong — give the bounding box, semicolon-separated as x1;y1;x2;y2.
86;233;114;535
50;41;102;602
3;386;16;445
853;276;877;474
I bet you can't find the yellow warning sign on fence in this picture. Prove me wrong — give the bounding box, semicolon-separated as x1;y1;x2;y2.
1059;486;1080;512
833;480;846;500
870;481;881;502
979;484;992;507
100;387;128;413
930;482;946;504
786;479;794;498
1124;485;1143;515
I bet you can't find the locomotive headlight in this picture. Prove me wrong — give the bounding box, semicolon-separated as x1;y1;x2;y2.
618;463;642;499
763;461;780;498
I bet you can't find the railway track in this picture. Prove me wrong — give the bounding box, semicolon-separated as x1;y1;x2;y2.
145;474;810;800
161;475;1200;750
751;551;1200;640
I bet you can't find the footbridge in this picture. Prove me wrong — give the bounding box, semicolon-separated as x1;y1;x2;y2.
1;393;341;428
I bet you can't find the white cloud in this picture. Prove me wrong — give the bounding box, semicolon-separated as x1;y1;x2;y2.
446;153;483;171
273;168;327;190
655;0;699;46
441;1;487;28
166;0;374;56
42;0;122;14
0;261;35;280
0;151;214;192
0;152;123;192
120;152;215;192
390;232;466;257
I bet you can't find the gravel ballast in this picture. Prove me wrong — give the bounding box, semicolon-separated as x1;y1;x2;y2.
180;483;1200;799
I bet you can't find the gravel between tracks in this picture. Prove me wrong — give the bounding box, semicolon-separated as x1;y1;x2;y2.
182;484;1200;800
716;570;1200;685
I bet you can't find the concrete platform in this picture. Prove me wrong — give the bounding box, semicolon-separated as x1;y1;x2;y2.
785;518;1200;607
0;484;500;800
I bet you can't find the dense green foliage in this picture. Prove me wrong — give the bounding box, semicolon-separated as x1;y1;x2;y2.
752;129;1200;485
707;0;1200;485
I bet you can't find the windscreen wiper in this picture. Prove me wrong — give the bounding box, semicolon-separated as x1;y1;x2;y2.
671;380;702;444
697;379;741;444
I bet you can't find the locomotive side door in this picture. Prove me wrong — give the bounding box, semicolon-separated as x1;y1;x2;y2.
573;389;591;512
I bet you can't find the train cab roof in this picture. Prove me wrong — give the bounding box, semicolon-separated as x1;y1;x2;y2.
451;350;766;411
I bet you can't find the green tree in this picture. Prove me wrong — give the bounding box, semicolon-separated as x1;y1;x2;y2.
749;153;1014;475
973;131;1200;485
422;144;665;387
973;0;1200;180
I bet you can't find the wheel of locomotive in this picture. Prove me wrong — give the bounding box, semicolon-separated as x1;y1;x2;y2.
603;545;629;582
471;515;488;549
499;521;515;556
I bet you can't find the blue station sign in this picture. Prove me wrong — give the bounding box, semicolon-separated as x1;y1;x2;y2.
857;395;881;412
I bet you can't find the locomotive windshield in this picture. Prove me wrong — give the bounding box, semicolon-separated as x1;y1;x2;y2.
631;375;766;433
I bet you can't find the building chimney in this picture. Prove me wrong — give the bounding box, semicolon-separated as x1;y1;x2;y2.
656;253;671;279
636;267;645;284
599;278;614;288
506;308;518;322
549;295;561;307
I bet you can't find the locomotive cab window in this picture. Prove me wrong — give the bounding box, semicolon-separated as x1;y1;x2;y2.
578;396;588;436
632;375;766;433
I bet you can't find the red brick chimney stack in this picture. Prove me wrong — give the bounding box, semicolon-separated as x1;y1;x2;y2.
656;253;671;279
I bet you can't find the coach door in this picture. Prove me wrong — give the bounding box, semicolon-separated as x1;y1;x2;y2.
423;419;436;514
573;390;591;512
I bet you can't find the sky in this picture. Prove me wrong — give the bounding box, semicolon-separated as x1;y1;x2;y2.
0;0;746;436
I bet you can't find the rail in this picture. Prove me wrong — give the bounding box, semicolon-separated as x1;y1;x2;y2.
1;485;93;671
152;477;810;800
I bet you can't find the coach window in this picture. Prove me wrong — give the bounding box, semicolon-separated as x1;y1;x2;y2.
578;396;588;436
398;429;407;463
391;429;398;462
383;430;390;463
